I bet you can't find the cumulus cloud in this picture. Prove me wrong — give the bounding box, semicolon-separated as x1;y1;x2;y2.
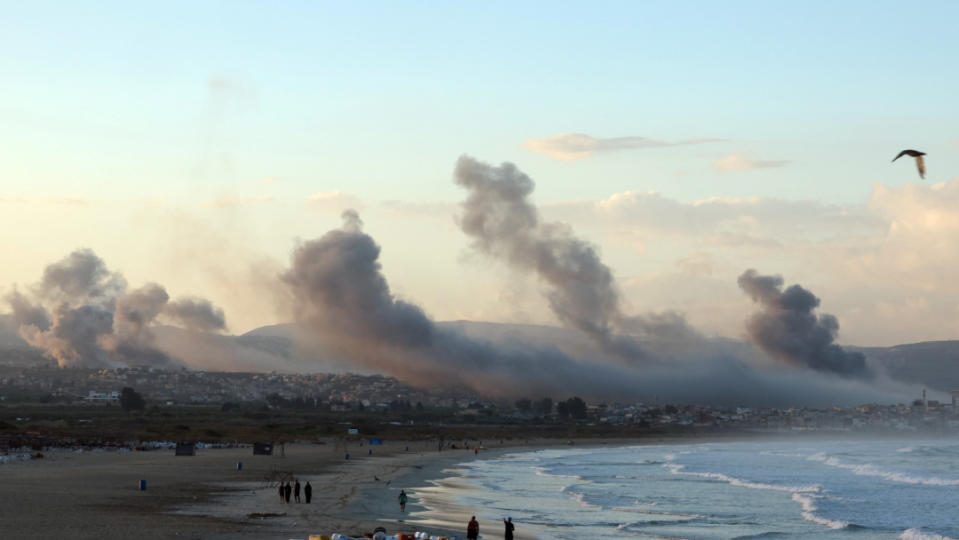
543;190;879;242
307;191;364;214
713;154;789;172
524;132;721;161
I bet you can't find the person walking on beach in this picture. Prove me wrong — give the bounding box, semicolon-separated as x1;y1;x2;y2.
503;517;515;540
398;489;408;512
466;515;479;540
278;482;285;502
294;480;301;502
304;481;312;503
284;482;292;503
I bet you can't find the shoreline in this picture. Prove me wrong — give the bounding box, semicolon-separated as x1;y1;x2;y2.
1;433;890;539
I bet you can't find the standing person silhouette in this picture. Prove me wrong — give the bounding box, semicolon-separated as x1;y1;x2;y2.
278;482;285;502
284;482;292;503
398;490;408;511
466;515;479;539
304;481;312;503
503;517;515;540
294;480;301;502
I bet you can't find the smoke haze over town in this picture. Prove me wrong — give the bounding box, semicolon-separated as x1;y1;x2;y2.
4;3;959;409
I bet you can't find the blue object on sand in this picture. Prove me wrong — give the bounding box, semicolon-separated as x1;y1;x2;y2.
138;479;147;491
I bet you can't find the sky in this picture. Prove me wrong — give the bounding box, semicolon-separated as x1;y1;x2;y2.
3;1;959;347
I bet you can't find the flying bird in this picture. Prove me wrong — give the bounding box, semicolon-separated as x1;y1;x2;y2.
892;149;926;179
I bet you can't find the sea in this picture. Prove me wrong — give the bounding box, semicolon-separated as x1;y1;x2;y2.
409;438;959;539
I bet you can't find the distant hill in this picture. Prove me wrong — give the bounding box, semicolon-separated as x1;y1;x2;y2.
852;341;959;393
3;313;959;393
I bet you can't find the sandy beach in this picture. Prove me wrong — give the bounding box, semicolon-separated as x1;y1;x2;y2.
0;437;625;539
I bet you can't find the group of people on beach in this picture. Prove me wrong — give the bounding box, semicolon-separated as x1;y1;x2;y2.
278;479;312;504
466;515;514;540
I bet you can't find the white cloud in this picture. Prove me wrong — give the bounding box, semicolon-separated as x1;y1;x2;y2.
713;154;789;172
204;195;274;208
523;132;721;161
306;191;363;214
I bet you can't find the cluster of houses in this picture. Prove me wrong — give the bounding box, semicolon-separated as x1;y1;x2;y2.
2;365;958;433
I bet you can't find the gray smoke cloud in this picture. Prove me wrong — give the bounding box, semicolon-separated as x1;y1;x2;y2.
281;210;631;396
453;155;697;362
114;283;170;345
6;249;227;368
20;303;114;367
6;288;51;332
38;248;126;307
281;211;904;404
163;297;228;333
738;269;872;378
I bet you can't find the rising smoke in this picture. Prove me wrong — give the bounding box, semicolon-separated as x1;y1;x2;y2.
737;269;872;378
163;297;227;333
280;210;899;404
453;155;697;362
281;210;631;396
5;249;227;368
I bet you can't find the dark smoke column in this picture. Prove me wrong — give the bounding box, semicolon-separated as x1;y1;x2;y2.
453;155;657;362
737;269;872;379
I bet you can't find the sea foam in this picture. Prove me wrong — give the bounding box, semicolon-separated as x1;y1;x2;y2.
807;453;959;486
899;528;957;540
791;493;849;530
664;455;821;493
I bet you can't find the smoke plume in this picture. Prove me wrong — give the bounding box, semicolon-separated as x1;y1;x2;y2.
283;210;642;396
453;155;696;362
737;269;872;378
164;297;227;333
38;248;126;307
5;249;227;368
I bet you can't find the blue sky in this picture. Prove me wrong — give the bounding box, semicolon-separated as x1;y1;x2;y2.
2;2;959;343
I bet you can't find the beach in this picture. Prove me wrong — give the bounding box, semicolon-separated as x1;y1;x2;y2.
0;437;606;539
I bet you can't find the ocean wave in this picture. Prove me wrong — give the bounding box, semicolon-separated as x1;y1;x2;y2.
759;450;807;458
899;528;957;540
533;466;585;481
898;446;915;453
663;456;821;493
791;493;849;530
807;453;959;486
611;507;706;519
562;486;601;509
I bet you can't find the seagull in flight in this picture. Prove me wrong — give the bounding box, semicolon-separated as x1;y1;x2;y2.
892;149;926;179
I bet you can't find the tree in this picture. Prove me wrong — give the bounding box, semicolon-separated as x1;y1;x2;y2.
535;397;553;416
556;401;569;419
514;398;532;412
119;387;146;412
566;397;587;420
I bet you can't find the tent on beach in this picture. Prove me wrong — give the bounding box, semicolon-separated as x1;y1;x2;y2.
253;442;273;455
174;442;196;456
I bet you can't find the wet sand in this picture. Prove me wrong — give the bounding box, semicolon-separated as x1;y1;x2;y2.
0;437;646;539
